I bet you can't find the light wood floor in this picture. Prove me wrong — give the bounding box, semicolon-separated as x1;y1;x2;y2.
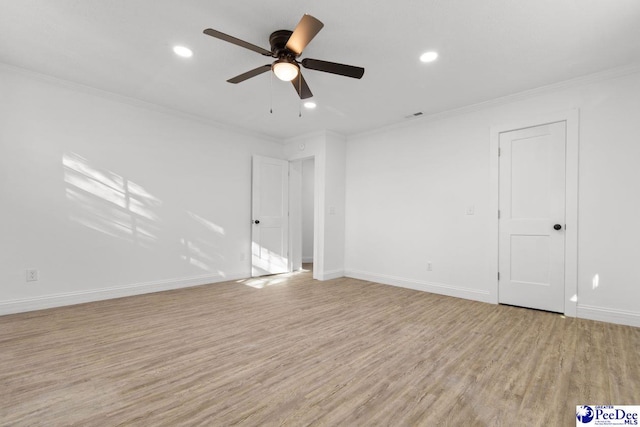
1;266;639;426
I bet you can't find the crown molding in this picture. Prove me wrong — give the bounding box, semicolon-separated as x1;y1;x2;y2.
5;60;640;144
350;62;640;140
0;62;283;145
283;129;347;145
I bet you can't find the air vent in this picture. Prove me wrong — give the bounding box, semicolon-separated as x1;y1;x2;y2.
404;111;424;119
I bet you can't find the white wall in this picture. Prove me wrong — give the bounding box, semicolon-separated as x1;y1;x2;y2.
345;67;640;327
0;66;284;314
302;158;315;263
4;61;639;328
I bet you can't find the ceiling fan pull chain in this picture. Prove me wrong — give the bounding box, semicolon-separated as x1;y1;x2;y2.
270;65;274;114
298;75;302;117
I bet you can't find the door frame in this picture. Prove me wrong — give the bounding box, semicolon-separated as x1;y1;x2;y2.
489;109;579;317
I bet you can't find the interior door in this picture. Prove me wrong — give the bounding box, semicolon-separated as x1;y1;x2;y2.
498;121;566;313
251;155;289;277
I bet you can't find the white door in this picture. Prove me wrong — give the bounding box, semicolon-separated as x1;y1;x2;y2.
498;121;566;313
251;155;289;277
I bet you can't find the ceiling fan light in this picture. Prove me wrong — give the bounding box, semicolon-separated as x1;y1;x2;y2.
273;61;299;81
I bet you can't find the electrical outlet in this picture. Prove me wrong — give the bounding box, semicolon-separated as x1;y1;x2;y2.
26;269;38;282
466;205;475;215
427;262;432;271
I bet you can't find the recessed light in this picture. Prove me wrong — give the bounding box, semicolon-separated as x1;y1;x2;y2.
420;51;438;63
304;101;317;109
173;45;193;58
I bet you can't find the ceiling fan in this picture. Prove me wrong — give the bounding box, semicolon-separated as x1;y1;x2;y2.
203;14;365;99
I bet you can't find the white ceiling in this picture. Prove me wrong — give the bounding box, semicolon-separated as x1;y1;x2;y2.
2;0;640;140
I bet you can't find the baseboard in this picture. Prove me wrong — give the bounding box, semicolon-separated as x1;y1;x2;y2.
317;269;344;281
0;272;247;316
577;305;640;328
345;269;493;304
302;257;314;263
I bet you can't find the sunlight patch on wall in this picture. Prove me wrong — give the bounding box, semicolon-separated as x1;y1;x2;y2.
180;237;222;272
63;152;162;248
178;211;228;273
188;212;225;235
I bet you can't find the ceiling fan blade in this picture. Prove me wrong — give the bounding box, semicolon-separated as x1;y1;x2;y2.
285;15;324;56
301;58;365;79
227;65;272;84
203;28;273;56
291;73;313;99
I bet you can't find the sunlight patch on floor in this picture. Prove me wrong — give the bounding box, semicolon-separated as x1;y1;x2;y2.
236;268;310;289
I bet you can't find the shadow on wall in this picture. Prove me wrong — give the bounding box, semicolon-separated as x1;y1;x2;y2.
63;152;228;275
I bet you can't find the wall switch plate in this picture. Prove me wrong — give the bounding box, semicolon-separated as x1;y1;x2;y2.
26;269;38;282
427;262;432;271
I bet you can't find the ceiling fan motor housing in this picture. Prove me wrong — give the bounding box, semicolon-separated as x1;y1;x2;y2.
269;30;295;59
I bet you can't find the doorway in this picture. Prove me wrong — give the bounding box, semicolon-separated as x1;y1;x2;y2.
301;158;315;268
288;157;315;273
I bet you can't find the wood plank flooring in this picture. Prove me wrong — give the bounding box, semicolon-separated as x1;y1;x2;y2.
1;267;639;426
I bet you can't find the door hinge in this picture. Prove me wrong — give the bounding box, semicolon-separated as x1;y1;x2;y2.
498;272;500;280
498;147;501;157
498;210;501;219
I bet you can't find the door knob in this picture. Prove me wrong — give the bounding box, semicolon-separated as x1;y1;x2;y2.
254;220;260;224
553;224;562;230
